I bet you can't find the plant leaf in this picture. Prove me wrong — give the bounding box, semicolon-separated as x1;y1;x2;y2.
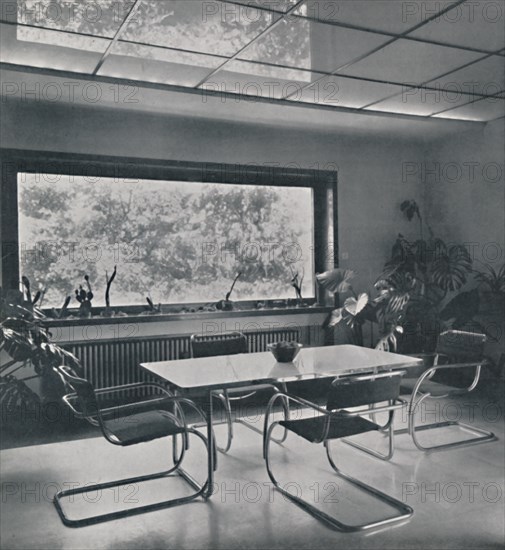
327;308;344;327
431;244;472;291
344;293;369;317
316;269;355;294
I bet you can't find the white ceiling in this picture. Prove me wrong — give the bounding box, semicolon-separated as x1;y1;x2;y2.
0;0;504;123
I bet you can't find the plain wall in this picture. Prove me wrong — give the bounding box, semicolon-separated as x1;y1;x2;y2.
425;118;505;269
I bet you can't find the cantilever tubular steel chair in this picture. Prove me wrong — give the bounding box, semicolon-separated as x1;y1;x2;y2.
53;365;212;527
190;331;288;453
263;371;412;532
396;330;496;452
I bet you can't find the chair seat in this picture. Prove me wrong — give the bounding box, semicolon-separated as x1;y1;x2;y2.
400;378;459;396
104;410;185;446
279;413;379;443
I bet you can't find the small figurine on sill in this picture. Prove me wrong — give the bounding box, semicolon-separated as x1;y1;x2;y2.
75;274;93;317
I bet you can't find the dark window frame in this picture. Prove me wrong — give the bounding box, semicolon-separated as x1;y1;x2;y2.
1;149;338;310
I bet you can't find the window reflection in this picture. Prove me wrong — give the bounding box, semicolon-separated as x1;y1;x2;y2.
121;0;278;57
17;0;131;38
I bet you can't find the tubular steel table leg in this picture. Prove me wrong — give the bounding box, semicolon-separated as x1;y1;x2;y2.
205;390;215;498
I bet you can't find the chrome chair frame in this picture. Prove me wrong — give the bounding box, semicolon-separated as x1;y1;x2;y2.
395;330;497;452
341;395;409;460
263;371;413;532
396;361;497;452
190;332;289;453
53;366;213;527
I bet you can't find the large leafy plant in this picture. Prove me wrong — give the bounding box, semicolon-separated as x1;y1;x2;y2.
473;262;505;295
0;280;81;433
378;200;483;352
316;269;406;352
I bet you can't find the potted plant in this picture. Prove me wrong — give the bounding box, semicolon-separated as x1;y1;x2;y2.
473;261;505;313
316;268;407;352
378;200;486;353
0;280;82;435
472;261;505;376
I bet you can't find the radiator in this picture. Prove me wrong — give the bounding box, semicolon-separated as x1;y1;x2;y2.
64;327;301;390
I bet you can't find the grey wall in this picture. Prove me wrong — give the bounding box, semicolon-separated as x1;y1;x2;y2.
425;118;504;269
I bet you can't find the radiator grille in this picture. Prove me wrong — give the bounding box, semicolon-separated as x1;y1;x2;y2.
64;327;301;390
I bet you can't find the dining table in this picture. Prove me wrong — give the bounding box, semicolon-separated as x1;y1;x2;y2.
141;344;423;497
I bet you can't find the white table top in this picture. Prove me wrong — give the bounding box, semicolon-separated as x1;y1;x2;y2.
141;345;422;391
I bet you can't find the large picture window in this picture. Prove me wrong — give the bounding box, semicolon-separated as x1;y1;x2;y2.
17;172;315;308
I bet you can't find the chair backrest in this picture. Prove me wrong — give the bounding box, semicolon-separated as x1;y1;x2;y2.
191;331;248;358
432;330;486;387
436;330;486;362
327;371;404;411
54;365;99;417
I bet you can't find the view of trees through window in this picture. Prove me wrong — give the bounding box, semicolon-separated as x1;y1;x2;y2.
18;173;315;308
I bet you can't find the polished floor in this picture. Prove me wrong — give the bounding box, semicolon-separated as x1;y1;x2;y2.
0;383;504;550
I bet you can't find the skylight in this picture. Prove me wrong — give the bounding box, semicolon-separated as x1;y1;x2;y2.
1;0;503;121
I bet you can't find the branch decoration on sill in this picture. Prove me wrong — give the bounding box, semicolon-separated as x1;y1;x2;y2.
51;295;71;319
290;266;303;303
104;265;117;311
101;266;128;318
216;272;242;311
145;296;162;314
21;276;46;310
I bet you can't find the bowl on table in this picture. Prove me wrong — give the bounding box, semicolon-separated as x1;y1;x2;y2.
267;341;303;363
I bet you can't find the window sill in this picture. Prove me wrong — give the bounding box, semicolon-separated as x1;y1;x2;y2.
43;305;333;328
